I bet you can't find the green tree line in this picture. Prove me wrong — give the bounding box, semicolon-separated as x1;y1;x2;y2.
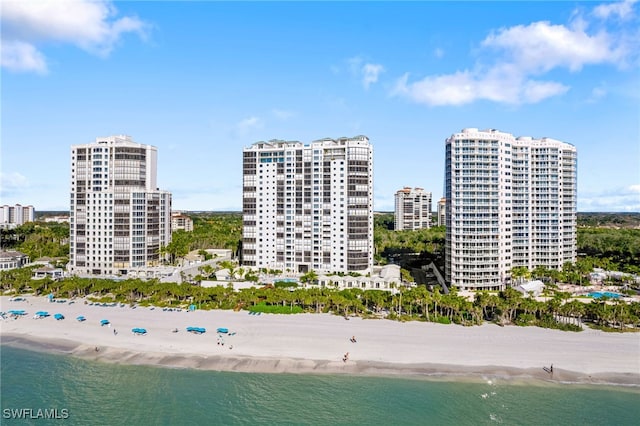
2;212;638;276
2;269;638;331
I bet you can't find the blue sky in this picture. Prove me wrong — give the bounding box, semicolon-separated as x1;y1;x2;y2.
2;0;639;212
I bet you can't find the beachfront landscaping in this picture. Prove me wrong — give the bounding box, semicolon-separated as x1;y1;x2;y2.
2;212;639;332
2;269;639;332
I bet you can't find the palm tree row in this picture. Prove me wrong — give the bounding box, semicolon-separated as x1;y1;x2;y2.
3;269;638;332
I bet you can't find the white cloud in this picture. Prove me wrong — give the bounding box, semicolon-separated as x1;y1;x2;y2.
521;80;571;103
588;85;608;102
1;0;148;73
235;116;264;135
392;3;636;106
272;109;295;120
0;40;47;73
347;56;385;89
0;172;30;195
481;20;626;73
593;0;637;20
392;69;569;106
579;184;640;212
362;63;384;89
434;48;444;59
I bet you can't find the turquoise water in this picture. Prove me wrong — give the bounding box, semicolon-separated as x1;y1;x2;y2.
588;291;621;299
1;346;639;425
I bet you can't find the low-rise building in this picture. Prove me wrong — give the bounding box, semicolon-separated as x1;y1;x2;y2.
0;250;30;270
43;215;70;224
313;264;413;293
32;266;65;280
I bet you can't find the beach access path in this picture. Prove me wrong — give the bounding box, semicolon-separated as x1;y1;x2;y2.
1;296;639;385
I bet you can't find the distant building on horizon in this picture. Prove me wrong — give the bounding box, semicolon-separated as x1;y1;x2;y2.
171;212;194;232
242;135;374;274
437;197;446;227
394;187;432;231
43;215;70;224
0;204;35;229
445;128;577;290
69;135;172;278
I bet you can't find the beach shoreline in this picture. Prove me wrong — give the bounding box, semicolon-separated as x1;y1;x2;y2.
2;296;639;387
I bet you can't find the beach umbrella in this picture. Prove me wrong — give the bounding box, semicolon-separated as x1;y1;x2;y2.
76;316;86;322
100;319;110;326
217;327;229;334
36;311;50;317
54;313;64;320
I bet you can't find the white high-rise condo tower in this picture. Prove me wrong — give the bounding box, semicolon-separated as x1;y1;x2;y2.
242;136;373;274
69;135;172;277
0;204;35;229
394;187;432;231
445;128;577;290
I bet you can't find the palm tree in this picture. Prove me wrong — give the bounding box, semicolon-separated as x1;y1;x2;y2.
511;266;531;285
501;287;523;324
300;269;318;285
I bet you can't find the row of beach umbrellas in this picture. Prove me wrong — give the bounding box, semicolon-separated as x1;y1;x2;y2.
7;308;227;338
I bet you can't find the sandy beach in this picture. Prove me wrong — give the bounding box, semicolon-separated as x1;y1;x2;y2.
1;296;639;386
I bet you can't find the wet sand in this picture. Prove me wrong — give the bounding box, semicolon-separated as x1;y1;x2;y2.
2;296;639;386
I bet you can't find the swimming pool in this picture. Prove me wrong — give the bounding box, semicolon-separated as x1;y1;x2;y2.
587;291;621;299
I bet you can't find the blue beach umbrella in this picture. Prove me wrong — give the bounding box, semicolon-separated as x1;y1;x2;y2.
76;316;86;322
54;313;64;320
100;319;110;326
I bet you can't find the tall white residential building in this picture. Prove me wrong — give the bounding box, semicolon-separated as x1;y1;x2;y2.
445;128;577;290
394;187;432;231
242;136;373;274
0;204;35;229
69;135;172;277
437;197;446;227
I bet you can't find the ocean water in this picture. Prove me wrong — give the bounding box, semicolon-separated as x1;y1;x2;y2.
1;346;638;426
